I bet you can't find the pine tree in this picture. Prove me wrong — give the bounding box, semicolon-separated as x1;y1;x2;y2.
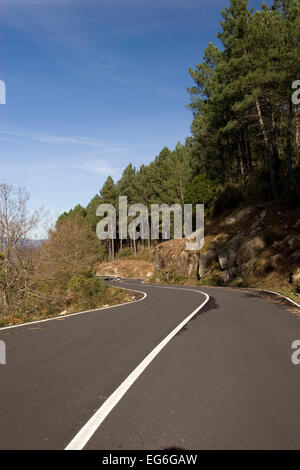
100;176;117;260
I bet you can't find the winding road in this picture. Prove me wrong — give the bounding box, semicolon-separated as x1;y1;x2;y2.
0;279;300;450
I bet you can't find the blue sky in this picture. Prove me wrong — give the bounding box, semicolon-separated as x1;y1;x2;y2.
0;0;269;219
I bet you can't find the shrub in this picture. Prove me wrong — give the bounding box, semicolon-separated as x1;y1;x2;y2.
200;274;224;286
211;182;245;216
66;271;106;310
245;170;272;203
116;247;132;259
185;174;219;205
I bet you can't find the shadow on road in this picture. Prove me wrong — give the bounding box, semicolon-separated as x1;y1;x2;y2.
175;296;219;337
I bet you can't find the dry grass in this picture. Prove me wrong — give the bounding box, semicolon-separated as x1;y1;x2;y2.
0;286;138;328
97;258;154;280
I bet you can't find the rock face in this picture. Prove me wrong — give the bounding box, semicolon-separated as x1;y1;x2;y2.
98;259;154;279
224;207;254;226
153;205;300;291
218;247;237;270
154;239;199;280
293;268;300;289
237;236;266;264
199;249;217;278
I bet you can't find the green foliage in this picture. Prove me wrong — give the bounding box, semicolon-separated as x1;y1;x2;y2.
245;170;273;203
86;194;102;230
100;176;117;204
199;274;224;287
66;271;106;310
185;174;219;205
188;0;300;200
116;247;133;259
56;204;87;227
211;183;245;216
117;164;137;203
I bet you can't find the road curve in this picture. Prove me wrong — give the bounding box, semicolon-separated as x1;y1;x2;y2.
0;279;300;450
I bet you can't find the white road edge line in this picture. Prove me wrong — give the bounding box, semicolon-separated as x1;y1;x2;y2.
242;287;300;308
141;280;300;309
65;285;209;451
0;288;147;331
256;289;300;308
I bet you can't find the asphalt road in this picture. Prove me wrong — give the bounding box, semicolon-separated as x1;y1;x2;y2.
0;279;300;450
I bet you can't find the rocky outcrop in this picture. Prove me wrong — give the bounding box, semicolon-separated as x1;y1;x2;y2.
292;268;300;289
153;205;300;293
237;236;266;264
218;247;237;270
98;259;154;279
224;207;254;226
199;249;217;278
154;239;199;280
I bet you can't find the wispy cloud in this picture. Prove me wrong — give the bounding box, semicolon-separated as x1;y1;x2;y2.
0;129;104;147
0;129;130;154
1;0;76;4
0;155;122;181
0;0;198;95
72;160;122;178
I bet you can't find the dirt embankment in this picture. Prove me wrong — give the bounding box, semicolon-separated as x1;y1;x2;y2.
97;258;154;280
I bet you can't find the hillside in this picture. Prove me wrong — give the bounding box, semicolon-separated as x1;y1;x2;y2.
153;203;300;302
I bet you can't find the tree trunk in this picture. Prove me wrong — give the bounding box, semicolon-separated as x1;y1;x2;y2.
2;290;8;308
237;142;246;180
245;129;253;171
256;100;278;201
141;222;145;252
286;101;300;199
271;110;280;177
179;177;184;205
107;238;111;261
219;149;225;182
296;109;300;165
147;218;151;254
296;111;299;149
111;238;114;260
130;236;133;254
133;237;137;257
119;223;123;251
240;130;249;176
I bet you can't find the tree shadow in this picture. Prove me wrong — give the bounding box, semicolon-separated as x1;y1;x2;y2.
175;296;219;336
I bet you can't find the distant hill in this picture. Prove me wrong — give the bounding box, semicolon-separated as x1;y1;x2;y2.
25;239;47;248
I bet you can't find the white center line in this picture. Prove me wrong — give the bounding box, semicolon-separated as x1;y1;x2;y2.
65;285;209;450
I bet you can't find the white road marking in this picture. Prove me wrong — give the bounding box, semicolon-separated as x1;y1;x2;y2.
0;288;147;331
65;285;209;450
143;281;300;309
253;288;300;308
